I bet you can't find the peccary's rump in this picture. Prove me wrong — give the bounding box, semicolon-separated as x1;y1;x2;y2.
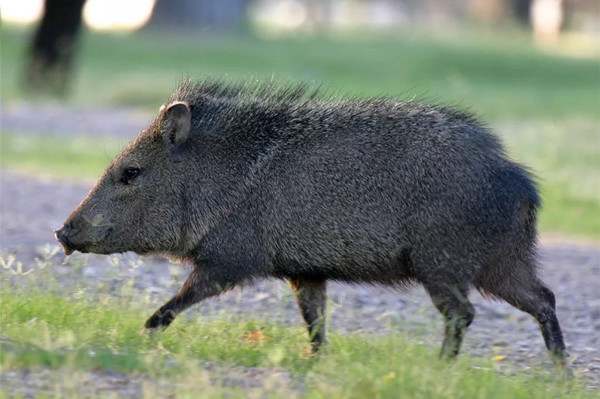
57;81;567;362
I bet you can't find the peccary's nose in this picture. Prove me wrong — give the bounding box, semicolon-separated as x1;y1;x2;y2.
55;225;68;241
55;224;75;255
55;220;75;239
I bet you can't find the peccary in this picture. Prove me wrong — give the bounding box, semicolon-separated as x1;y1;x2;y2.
56;80;567;364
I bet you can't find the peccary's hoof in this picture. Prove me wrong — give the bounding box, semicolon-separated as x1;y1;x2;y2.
139;326;160;338
553;360;574;379
560;367;574;380
144;309;176;330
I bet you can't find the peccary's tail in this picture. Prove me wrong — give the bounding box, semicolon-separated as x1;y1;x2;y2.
515;164;541;248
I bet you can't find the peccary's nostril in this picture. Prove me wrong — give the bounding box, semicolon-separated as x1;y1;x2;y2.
55;226;75;255
55;225;70;242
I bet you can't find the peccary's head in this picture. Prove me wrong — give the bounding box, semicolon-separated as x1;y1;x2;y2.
55;101;195;256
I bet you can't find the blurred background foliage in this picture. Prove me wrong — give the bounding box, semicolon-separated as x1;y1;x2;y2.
1;0;598;111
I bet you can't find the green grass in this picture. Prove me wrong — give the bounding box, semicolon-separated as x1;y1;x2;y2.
500;119;600;238
1;286;596;399
1;27;599;120
2;117;598;238
0;133;125;178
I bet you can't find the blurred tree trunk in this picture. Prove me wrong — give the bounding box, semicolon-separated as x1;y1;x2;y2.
23;0;86;96
511;0;532;26
147;0;251;32
531;0;565;40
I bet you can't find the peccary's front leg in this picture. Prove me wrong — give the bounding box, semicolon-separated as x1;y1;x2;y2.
145;267;235;331
290;278;327;353
424;283;475;359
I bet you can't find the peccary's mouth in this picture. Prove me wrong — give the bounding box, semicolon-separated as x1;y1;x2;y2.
55;227;114;256
55;232;83;256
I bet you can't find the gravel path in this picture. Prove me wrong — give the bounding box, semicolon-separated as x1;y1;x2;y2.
1;169;599;395
0;357;299;398
1;102;150;138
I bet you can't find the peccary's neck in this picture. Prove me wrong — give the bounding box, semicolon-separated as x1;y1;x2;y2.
176;104;294;256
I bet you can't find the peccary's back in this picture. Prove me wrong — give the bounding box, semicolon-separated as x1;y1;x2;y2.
254;103;539;282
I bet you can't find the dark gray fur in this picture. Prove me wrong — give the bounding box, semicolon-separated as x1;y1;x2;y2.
57;80;567;364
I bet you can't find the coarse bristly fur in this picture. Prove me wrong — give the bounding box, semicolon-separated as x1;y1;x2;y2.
57;79;568;365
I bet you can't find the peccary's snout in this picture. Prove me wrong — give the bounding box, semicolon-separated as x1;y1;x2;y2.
55;222;76;256
55;215;113;256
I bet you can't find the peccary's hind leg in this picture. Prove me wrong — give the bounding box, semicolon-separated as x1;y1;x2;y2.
535;286;568;366
145;267;235;331
483;277;567;367
290;278;327;353
424;283;475;359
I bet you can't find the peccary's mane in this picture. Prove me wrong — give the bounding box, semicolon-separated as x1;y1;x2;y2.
164;79;483;138
169;79;321;110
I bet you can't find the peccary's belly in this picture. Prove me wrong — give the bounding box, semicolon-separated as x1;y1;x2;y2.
271;243;417;284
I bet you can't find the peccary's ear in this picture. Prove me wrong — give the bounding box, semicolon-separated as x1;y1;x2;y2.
163;101;191;147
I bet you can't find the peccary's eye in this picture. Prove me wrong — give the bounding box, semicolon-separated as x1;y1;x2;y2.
121;167;140;184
